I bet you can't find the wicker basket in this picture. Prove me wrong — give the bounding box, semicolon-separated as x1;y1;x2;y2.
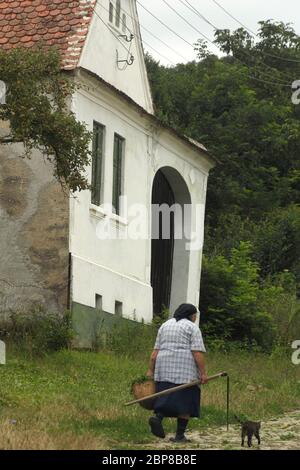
131;379;156;410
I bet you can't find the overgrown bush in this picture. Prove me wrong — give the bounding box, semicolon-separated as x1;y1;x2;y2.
152;307;170;329
96;320;156;359
200;242;276;351
257;271;300;346
0;307;73;356
204;337;264;354
253;205;300;285
200;242;300;351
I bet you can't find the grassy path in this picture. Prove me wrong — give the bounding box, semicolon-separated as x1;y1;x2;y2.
149;410;300;450
0;349;299;449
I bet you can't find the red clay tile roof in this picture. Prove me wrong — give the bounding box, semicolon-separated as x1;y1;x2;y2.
0;0;96;69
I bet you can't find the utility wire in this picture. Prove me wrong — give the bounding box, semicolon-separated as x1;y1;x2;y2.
96;0;291;86
180;0;216;30
136;0;196;49
212;0;300;64
140;24;189;62
142;39;177;66
247;73;291;87
161;0;216;47
212;0;257;36
161;0;291;85
175;0;294;84
139;0;291;86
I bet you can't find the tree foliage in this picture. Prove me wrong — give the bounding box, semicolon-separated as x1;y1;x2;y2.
146;21;300;348
0;47;91;192
200;242;275;350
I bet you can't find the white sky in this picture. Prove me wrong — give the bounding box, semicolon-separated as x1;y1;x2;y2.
136;0;300;65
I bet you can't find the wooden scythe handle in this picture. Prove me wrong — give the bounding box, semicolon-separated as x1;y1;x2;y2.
125;371;228;407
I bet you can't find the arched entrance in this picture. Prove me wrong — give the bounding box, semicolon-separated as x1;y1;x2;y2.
151;167;191;316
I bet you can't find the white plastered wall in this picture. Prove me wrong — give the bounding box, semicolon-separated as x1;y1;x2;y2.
70;74;213;323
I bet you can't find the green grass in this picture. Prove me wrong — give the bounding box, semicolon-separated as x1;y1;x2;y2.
280;433;296;441
0;348;299;449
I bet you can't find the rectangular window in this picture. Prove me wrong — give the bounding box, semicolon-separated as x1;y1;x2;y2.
115;301;123;317
96;294;103;310
112;133;125;215
91;121;105;206
122;13;126;33
109;2;114;23
115;0;121;28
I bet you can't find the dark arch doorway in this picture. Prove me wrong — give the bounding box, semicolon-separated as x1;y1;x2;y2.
151;167;192;317
151;170;175;315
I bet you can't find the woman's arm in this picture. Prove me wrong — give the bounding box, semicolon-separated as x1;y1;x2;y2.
192;351;208;384
146;350;159;378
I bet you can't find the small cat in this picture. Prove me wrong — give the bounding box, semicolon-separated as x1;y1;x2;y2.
234;415;261;448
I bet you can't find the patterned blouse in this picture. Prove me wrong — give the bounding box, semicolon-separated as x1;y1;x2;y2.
154;318;206;385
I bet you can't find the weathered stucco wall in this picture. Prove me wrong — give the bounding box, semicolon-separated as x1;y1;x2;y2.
0;122;70;316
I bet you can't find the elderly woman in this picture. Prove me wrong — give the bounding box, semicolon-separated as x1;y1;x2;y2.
146;303;208;443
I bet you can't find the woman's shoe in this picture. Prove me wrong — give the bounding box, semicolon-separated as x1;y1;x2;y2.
170;435;191;443
149;416;165;439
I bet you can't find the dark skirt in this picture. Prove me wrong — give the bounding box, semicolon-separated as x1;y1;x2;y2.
153;382;201;418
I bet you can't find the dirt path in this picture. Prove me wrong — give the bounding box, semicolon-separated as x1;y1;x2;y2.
149;410;300;450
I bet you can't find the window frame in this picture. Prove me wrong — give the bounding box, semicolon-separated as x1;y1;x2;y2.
112;133;125;215
91;121;105;207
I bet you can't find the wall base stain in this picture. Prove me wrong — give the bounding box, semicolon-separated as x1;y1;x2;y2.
72;302;149;349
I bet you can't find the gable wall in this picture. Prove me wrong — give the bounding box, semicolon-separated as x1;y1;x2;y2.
79;0;153;113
